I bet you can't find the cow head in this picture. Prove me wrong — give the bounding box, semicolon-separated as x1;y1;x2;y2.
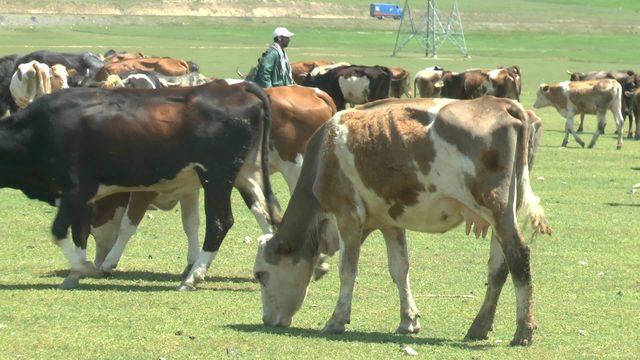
533;84;552;108
568;71;585;81
50;64;70;91
253;233;316;327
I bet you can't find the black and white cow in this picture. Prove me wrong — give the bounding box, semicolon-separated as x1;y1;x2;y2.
0;80;278;290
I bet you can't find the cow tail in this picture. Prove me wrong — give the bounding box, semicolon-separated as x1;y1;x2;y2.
244;82;279;231
511;105;552;237
413;76;418;98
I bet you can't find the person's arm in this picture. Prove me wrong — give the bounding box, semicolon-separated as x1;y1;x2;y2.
255;50;277;88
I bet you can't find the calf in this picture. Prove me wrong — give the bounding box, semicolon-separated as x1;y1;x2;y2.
568;70;636;137
534;79;624;149
302;65;391;110
0;80;278;291
254;96;551;346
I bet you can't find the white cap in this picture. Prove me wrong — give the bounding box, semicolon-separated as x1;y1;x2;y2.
273;27;294;38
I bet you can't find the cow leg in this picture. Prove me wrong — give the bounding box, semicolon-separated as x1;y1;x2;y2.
563;115;584;148
179;189;201;278
626;109;634;138
576;114;585;133
91;205;126;268
99;191;158;274
179;184;234;291
612;105;625;149
587;111;606;148
635;105;640;140
465;232;508;340
322;221;364;333
53;194;100;289
382;227;420;334
236;166;281;234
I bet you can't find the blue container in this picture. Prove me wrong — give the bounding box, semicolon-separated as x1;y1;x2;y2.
369;3;403;19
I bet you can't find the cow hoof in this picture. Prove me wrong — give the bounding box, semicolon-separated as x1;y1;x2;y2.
177;282;197;292
576;128;583;133
313;261;330;281
577;140;585;148
181;264;194;279
510;337;532;346
100;264;117;275
59;272;81;290
588;143;595;149
465;325;490;341
510;319;536;346
396;322;420;334
322;321;346;334
74;261;102;277
617;144;623;150
560;140;568;147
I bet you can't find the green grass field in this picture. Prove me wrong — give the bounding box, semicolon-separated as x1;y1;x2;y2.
0;1;639;359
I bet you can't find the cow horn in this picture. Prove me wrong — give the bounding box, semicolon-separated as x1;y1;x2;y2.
236;67;245;79
566;70;574;75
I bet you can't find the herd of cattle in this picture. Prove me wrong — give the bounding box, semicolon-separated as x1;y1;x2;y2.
2;48;636;346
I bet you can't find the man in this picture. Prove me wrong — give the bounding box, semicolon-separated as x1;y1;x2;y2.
255;27;294;88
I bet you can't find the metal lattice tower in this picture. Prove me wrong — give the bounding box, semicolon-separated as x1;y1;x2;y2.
391;0;469;58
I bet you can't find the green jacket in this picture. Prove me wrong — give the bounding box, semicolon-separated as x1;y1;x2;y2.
255;46;293;88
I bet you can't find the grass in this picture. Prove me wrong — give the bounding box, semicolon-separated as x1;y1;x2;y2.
0;2;640;359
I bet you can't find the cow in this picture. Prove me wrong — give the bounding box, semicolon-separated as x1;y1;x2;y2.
625;87;640;139
9;61;70;109
95;57;192;82
302;65;392;110
0;80;279;291
290;60;334;84
414;66;521;101
389;67;411;98
253;96;551;346
12;50;104;86
100;72;165;90
568;70;637;136
103;49;146;63
533;79;624;149
0;54;21;117
89;84;337;281
413;66;445;98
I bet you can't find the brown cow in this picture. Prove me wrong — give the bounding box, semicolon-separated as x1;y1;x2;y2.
253;96;551;346
95;57;191;81
291;60;334;85
414;66;521;101
103;51;145;64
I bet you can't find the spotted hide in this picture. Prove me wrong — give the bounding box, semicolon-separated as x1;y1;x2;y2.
254;96;552;346
0;80;278;291
534;79;624;149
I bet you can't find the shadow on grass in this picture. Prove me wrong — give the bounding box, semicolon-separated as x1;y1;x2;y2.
225;324;492;350
0;281;256;292
605;202;640;207
43;269;255;284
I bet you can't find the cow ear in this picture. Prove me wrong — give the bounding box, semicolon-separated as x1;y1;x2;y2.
540;84;549;92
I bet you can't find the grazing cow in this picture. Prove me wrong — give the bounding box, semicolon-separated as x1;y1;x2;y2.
534;79;624;149
9;61;70;109
302;65;391;110
568;70;637;136
290;60;334;84
95;57;192;81
90;84;337;280
253;96;551;346
389;67;411;98
0;80;278;291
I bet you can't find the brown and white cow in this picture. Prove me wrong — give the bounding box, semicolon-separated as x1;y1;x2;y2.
9;61;70;109
89;84;337;281
413;66;445;98
254;96;551;346
389;67;411;98
534;79;624;149
291;60;334;85
414;66;521;101
568;70;637;136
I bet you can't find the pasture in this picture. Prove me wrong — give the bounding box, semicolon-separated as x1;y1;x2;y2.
0;1;639;358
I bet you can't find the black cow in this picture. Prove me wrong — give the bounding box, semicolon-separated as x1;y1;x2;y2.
568;70;637;136
0;80;278;291
302;65;391;110
0;54;21;117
